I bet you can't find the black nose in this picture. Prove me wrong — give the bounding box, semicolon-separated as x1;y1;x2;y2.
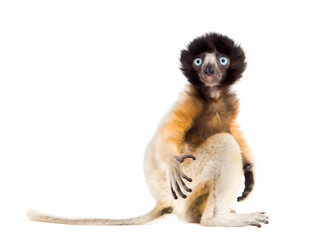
204;64;214;76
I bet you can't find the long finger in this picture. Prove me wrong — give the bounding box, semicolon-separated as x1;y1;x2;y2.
176;154;196;163
175;173;192;193
181;172;193;182
174;180;187;199
170;182;178;200
251;222;262;228
182;154;196;160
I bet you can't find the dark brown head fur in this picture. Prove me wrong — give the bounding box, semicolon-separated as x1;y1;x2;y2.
180;33;246;98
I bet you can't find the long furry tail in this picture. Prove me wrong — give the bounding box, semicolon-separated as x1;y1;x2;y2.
27;204;173;225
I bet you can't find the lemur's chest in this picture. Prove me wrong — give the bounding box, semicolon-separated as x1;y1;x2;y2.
184;101;235;149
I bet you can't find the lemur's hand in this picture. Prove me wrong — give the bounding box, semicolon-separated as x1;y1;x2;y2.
167;154;196;200
237;163;254;202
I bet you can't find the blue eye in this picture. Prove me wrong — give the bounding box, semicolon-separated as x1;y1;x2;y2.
194;58;202;66
219;57;228;66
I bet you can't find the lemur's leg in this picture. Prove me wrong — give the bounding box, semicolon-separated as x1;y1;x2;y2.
182;133;268;227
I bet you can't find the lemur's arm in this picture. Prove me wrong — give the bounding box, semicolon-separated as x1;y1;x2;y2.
156;91;202;199
230;122;255;202
156;91;202;162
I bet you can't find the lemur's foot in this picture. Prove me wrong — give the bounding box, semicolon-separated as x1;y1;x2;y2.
201;212;269;228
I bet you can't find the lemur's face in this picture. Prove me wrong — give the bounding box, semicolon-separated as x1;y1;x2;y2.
192;52;230;87
180;33;246;93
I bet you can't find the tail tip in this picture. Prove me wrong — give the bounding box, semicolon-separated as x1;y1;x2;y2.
27;209;42;220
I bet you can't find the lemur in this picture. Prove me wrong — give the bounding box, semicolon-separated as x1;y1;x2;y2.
28;33;268;227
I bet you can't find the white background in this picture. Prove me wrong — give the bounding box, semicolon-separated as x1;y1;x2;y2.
1;0;332;239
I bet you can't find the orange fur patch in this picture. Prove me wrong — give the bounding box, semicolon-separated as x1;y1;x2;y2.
230;121;254;165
